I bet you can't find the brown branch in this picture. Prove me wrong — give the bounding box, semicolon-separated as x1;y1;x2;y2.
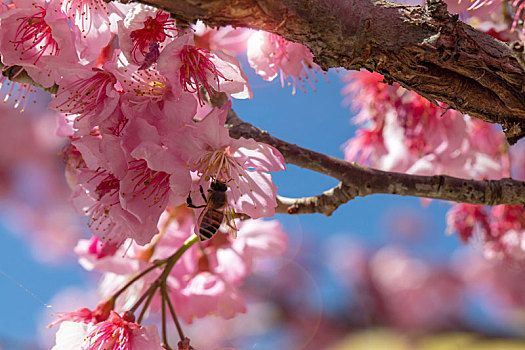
135;0;525;143
226;108;525;211
276;182;356;216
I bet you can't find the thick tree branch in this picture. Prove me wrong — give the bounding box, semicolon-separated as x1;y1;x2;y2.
139;0;525;143
226;108;525;211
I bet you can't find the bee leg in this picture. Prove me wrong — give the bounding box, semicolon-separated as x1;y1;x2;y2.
187;191;206;209
199;185;207;202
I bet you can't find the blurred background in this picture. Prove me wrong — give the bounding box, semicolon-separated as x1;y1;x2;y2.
2;54;525;350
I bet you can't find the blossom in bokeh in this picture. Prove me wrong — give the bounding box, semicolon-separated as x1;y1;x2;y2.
342;71;504;180
247;31;322;94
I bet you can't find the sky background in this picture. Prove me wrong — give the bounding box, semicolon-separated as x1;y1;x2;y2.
0;57;471;348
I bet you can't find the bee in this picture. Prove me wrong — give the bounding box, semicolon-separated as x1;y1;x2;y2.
186;179;238;241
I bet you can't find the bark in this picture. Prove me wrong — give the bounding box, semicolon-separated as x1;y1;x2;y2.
132;0;525;143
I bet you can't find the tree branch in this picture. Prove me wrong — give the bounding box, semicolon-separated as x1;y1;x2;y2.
276;182;356;216
139;0;525;143
226;108;525;211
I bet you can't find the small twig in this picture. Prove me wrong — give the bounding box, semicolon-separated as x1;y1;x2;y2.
161;286;171;350
276;182;356;216
111;263;163;301
136;281;159;323
128;282;158;316
162;282;185;341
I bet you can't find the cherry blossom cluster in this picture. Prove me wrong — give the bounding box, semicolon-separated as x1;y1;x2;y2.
0;1;309;347
50;206;288;348
342;71;506;180
446;203;525;261
0;0;291;247
340;69;525;263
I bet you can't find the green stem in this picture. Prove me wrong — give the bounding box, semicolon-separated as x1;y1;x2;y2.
113;234;198;309
160;234;199;281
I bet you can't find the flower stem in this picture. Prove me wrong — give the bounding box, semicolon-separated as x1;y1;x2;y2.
128;281;159;316
161;283;170;349
162;282;185;341
160;234;199;281
111;262;163;302
136;281;159;323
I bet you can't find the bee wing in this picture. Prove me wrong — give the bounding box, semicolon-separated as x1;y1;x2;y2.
221;207;238;239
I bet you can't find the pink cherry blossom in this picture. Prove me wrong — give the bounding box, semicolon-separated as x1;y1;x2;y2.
48;299;114;328
157;33;252;105
114;58;198;132
447;204;525;261
0;0;80;87
446;204;490;243
64;140;161;246
174;102;285;218
193;21;253;55
75;236;141;274
213;219;288;283
246;31;322;94
342;71;504;179
53;311;163;350
162;218;287;322
57;0;124;62
118;5;177;67
179;272;247;322
49;65;122;132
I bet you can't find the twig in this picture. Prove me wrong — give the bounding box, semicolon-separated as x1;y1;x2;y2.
111;263;163;301
162;283;185;341
136;281;159;324
276;182;356;216
161;286;170;350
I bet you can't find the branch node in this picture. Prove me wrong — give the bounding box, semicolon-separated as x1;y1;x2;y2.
425;0;449;21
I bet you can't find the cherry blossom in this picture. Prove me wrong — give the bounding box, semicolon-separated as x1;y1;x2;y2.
48;299;114;328
246;31;322;94
193;21;253;55
446;204;491;243
174;102;285;218
342;71;505;180
118;5;177;67
447;204;525;261
0;0;80;87
157;33;252;105
53;311;163;350
48;64;122;133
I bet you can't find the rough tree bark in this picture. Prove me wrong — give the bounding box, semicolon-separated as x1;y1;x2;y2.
126;0;525;143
